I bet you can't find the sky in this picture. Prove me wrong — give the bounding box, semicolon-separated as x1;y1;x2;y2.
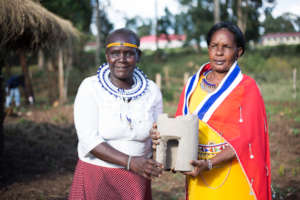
102;0;300;30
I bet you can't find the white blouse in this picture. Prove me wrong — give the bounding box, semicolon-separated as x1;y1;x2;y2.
74;75;163;168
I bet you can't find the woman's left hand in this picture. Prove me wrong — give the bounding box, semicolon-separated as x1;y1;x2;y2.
184;160;208;177
130;156;163;180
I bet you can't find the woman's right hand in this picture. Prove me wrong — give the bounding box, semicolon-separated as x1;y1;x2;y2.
150;123;161;150
130;156;163;180
184;160;208;177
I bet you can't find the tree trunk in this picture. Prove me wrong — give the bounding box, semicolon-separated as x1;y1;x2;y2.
237;0;247;34
155;0;159;51
95;0;101;66
20;51;35;105
58;48;66;104
214;0;220;24
196;39;201;53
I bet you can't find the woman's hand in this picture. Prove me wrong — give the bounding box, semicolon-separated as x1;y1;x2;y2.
184;160;208;177
130;156;163;180
150;123;161;150
184;146;236;177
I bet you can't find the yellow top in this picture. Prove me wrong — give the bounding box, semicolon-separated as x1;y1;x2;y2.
106;42;138;48
187;75;255;200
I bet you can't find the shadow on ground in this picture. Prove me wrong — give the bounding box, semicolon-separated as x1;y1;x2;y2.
0;121;77;188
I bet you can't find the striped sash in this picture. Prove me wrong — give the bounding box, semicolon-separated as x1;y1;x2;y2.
182;61;243;122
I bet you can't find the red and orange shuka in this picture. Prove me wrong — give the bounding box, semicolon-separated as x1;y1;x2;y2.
176;63;271;200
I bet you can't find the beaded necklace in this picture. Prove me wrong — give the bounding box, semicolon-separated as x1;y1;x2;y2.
200;70;218;93
97;63;148;102
97;63;148;130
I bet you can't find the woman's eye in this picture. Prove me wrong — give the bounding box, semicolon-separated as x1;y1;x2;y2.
209;44;217;49
111;52;120;57
125;51;135;57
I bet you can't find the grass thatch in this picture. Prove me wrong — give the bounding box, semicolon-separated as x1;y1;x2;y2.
0;0;80;50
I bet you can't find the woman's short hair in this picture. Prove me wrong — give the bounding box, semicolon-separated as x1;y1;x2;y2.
206;21;245;56
106;28;140;47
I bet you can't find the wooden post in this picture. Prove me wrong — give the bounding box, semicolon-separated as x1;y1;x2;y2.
183;72;189;86
38;49;44;70
156;73;161;89
64;45;73;100
46;56;56;104
163;67;170;88
58;48;66;104
20;51;35;104
293;68;297;99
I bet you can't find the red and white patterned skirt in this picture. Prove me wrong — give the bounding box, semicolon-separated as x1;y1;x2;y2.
68;159;152;200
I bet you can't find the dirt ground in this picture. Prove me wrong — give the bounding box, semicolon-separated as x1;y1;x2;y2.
0;102;299;200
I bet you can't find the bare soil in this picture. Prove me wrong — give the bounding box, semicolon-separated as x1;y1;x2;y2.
0;102;299;200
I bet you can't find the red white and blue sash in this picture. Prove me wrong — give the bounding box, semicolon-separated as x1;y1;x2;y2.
182;61;243;122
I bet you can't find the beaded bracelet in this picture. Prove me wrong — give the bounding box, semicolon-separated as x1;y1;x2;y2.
127;156;132;170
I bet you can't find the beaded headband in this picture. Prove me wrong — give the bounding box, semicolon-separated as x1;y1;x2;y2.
106;42;138;48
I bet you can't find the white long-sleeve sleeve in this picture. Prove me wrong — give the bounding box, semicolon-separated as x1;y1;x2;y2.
74;78;105;156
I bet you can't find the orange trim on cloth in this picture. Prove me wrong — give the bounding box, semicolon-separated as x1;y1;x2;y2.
176;63;271;200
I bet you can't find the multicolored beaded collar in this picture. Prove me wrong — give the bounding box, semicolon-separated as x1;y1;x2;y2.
97;63;148;101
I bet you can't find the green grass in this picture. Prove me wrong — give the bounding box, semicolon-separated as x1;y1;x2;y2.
6;46;300;113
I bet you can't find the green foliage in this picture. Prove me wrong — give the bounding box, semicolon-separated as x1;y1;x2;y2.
176;0;214;50
138;46;300;105
272;186;299;200
295;116;300;123
52;113;69;124
161;87;174;102
278;164;286;176
263;12;298;34
157;8;174;36
40;0;93;32
292;128;300;136
125;17;152;37
26;44;300;109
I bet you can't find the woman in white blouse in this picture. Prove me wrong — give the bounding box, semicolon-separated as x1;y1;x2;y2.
68;28;163;200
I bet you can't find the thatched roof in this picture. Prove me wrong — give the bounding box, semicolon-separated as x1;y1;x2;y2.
0;0;80;50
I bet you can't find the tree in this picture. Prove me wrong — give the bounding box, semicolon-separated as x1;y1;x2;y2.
176;0;275;44
157;8;174;37
125;17;152;37
214;0;220;23
137;20;152;37
40;0;93;33
176;0;214;51
95;0;101;66
263;12;296;34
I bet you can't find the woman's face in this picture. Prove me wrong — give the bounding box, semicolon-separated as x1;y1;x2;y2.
208;28;242;73
105;36;140;81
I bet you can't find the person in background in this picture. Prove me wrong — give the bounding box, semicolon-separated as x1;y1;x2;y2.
68;28;163;200
5;74;24;115
152;21;271;200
